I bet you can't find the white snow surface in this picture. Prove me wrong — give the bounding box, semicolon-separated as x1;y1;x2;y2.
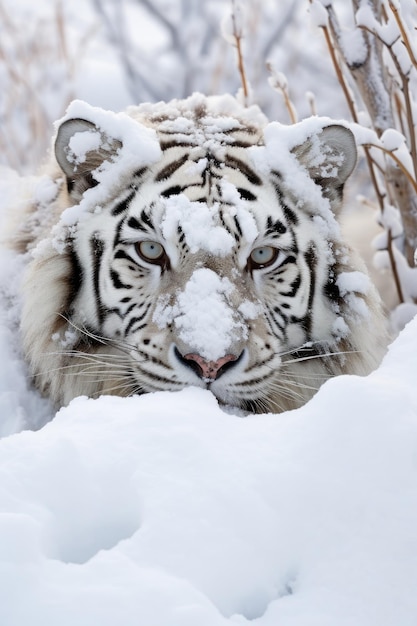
1;168;417;624
1;322;417;625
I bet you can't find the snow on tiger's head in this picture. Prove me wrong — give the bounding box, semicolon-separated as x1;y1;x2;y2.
12;93;388;411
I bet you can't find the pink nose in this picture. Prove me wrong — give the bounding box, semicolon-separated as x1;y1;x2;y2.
183;353;238;380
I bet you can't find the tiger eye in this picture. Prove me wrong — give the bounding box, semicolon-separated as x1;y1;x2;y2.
136;241;165;263
249;246;279;269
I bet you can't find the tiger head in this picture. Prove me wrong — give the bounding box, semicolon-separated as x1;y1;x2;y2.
17;94;387;411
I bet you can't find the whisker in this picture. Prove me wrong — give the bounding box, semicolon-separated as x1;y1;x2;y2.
280;345;360;365
60;315;142;357
59;350;132;362
267;382;307;403
44;315;362;413
262;359;332;382
33;355;134;379
97;380;139;397
274;372;324;391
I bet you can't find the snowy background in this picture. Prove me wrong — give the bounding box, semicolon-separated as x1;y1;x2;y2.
1;1;417;624
1;0;351;174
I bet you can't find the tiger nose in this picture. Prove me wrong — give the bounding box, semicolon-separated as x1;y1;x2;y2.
183;353;238;381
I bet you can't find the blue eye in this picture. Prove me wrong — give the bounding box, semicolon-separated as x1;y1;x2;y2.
136;241;165;263
249;246;278;269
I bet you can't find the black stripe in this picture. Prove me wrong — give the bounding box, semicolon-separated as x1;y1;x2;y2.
110;269;132;290
265;216;287;236
178;227;185;243
160;185;184;197
155;154;189;181
114;249;134;262
113;215;127;248
263;303;286;335
280;274;301;298
124;302;138;316
233;215;243;237
68;248;83;301
127;216;142;230
275;255;297;269
133;167;147;179
225;155;262;185
139;208;154;231
271;177;300;226
91;235;105;325
245;352;276;373
282;205;299;226
324;272;341;304
219;211;233;235
111;191;135;216
107;307;123;319
124;304;151;336
237;188;257;201
302;245;317;336
159;140;196;150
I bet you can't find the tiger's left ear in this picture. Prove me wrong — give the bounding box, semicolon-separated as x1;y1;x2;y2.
293;124;357;204
55;118;122;197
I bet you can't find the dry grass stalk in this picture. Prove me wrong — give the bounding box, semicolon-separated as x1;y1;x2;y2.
311;0;417;304
0;0;88;172
230;0;249;104
266;62;297;124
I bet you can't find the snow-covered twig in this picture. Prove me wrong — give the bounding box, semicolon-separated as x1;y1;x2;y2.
0;0;89;172
387;0;417;70
311;0;417;308
223;0;250;104
266;64;297;124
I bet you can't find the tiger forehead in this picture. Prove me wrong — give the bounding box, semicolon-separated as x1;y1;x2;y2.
148;124;264;190
139;102;264;149
122;108;292;252
122;181;294;261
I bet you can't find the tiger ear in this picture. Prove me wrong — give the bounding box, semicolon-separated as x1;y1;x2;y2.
293;124;357;195
55;118;122;194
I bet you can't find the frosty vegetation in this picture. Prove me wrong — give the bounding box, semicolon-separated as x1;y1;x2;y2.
306;0;417;329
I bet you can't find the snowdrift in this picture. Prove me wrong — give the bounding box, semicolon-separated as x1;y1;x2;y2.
0;298;417;624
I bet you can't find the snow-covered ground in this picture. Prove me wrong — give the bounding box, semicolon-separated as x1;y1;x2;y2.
1;168;417;625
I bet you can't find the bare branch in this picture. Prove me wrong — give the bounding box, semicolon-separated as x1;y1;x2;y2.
230;0;249;103
388;0;417;70
364;143;417;193
267;64;297;123
314;0;417;297
387;228;405;302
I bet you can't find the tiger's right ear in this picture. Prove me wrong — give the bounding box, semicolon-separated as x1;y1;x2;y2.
55;118;122;195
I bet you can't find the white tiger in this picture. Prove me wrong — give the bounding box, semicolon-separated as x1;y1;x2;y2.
11;93;387;412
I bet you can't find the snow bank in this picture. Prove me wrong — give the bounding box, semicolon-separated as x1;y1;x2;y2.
0;318;417;625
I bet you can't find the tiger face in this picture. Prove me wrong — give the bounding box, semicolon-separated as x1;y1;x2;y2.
17;95;387;411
